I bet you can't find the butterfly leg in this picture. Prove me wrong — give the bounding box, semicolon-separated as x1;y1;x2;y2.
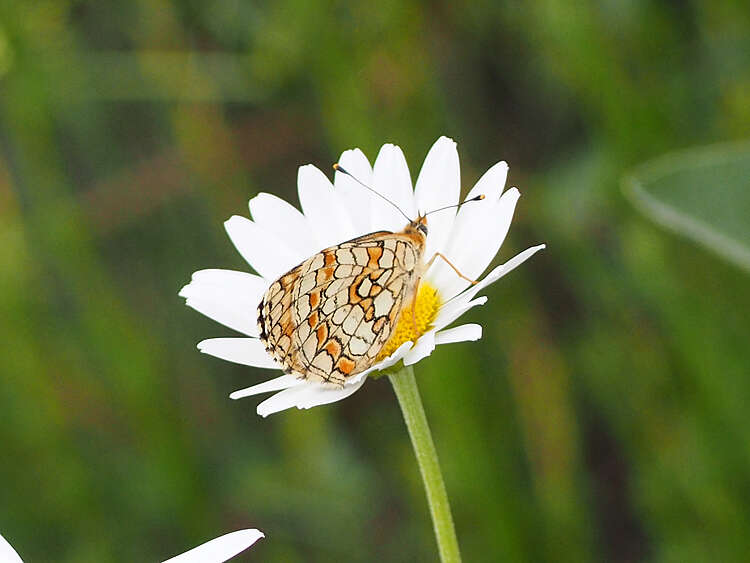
410;276;421;336
425;252;478;284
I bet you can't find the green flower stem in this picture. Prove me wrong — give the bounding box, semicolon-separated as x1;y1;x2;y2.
389;365;462;563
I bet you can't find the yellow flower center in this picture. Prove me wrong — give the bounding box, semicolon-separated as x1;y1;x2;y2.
377;281;441;361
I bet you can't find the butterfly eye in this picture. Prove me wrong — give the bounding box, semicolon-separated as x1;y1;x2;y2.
417;223;428;235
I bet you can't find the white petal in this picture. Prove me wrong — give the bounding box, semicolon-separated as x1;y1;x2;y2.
466;160;509;202
161;529;264;563
0;533;23;563
253;342;414;416
298;165;355;249
403;330;437;366
249;192;319;262
458;243;545;301
425;161;508;291
198;338;278;369
230;374;303;399
435;323;482;345
434;296;488;331
433;244;544;330
335;148;375;236
184;269;267;296
224;216;300;281
457;187;520;291
256;378;367;417
428;187;520;300
371;144;416;232
180;269;266;337
356;341;414;380
415;137;460;259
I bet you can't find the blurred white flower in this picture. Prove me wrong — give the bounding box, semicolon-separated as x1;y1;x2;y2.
161;529;264;563
0;528;264;563
181;136;544;416
0;532;23;563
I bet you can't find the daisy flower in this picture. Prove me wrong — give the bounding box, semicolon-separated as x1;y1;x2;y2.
180;136;544;417
0;528;264;563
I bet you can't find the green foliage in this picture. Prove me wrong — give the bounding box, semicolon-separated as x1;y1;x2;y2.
625;141;750;273
1;0;749;561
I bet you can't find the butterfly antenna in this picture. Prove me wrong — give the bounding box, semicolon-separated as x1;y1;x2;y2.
424;194;485;216
333;163;412;223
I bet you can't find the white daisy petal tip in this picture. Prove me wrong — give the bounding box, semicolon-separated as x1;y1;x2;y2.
297;163;316;175
297;163;333;189
478;244;546;288
229;374;303;400
196;338;280;369
435;324;483;345
337;147;370;164
223;214;244;231
161;528;264;563
494;160;509;179
247;192;263;217
0;533;23;563
180;272;266;337
435;135;456;148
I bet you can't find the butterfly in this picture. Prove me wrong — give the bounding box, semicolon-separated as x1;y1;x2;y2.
257;165;483;386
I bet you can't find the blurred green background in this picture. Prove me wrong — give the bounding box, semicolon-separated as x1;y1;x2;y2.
1;1;750;561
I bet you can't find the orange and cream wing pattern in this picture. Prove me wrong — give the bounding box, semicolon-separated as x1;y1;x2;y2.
258;231;424;385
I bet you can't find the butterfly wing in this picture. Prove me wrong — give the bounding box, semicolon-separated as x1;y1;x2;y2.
258;231;424;385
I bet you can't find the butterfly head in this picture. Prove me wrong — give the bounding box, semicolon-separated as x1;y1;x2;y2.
405;215;429;238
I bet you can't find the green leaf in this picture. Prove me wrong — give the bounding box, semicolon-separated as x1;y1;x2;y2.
623;141;750;274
